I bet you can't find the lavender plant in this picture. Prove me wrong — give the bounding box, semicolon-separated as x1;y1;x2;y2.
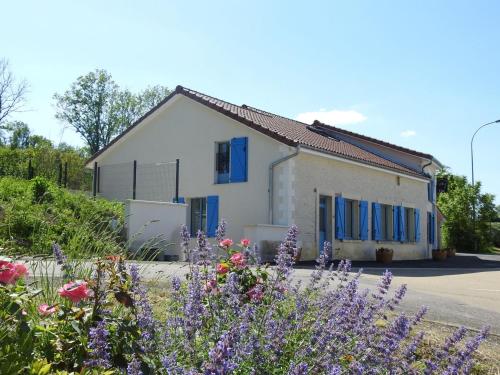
0;224;490;374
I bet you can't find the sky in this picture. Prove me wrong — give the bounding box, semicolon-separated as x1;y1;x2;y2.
1;0;499;201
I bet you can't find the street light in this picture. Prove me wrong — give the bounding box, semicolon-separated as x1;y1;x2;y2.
470;119;500;251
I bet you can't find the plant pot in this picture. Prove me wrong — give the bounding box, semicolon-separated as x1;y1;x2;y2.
376;248;394;264
294;247;302;262
446;248;456;257
432;250;448;261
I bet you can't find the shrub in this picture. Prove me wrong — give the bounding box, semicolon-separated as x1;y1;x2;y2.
0;177;124;257
31;176;54;203
0;224;490;374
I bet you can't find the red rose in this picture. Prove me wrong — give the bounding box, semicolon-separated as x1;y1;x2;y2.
58;280;91;303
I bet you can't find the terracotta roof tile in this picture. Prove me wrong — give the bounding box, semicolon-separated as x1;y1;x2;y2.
87;85;429;179
178;86;427;178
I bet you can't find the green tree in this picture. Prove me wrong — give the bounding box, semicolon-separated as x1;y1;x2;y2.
54;69;170;155
437;171;497;251
6;120;31;149
54;70;120;155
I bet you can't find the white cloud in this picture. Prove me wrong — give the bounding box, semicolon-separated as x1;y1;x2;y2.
295;109;367;126
400;130;417;137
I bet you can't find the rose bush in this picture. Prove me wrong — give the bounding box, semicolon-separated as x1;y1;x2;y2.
0;223;490;374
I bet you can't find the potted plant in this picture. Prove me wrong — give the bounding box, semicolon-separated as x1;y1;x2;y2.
376;247;394;264
446;248;456;257
432;249;448;261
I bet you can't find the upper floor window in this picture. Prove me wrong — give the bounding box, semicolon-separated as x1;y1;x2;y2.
215;137;248;184
216;141;230;183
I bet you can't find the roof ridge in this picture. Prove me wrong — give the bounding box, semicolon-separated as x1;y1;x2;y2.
311;120;433;160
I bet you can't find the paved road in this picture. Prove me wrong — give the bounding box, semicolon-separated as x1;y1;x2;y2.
25;252;500;335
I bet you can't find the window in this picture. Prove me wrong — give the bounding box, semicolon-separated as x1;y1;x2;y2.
405;208;416;242
380;204;393;241
215;137;248;184
190;197;207;236
216;141;230;183
344;199;359;239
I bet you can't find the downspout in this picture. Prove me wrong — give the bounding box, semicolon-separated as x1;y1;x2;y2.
269;146;300;225
421;158;434;256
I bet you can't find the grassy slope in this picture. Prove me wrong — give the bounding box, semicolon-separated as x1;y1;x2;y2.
0;177;124;258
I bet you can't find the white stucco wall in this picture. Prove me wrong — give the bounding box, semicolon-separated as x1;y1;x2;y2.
292;149;434;261
125;200;187;259
94;95;294;243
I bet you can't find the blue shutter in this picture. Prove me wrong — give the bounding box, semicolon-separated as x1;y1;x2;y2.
399;206;406;242
206;195;219;237
372;203;382;241
173;196;185;203
393;206;399;241
335;196;345;240
429;212;435;246
414;208;420;242
230;137;248;183
359;200;368;240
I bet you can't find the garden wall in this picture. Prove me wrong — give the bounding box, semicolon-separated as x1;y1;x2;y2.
125;199;187;260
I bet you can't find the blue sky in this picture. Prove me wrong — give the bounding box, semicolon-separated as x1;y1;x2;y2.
2;1;499;201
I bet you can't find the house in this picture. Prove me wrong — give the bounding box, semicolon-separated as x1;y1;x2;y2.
85;85;443;261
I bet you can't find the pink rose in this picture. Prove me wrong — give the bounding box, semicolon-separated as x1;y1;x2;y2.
216;263;230;274
0;262;16;284
240;238;251;247
38;304;57;316
219;238;234;248
14;263;28;278
0;261;28;284
58;280;91;303
230;252;246;267
247;285;264;302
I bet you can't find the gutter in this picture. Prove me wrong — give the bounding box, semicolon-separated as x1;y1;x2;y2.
269;146;300;224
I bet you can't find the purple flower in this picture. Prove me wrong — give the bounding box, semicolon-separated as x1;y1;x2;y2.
52;242;66;265
84;320;111;369
127;354;143;375
204;330;238;374
129;264;156;352
215;219;227;244
404;331;424;360
287;362;308;374
180;224;191;249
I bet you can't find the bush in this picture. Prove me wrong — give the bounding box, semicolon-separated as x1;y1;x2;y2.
0;224;489;374
31;176;54;203
0;177;124;257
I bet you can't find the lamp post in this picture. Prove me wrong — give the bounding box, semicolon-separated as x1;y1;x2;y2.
470;119;500;251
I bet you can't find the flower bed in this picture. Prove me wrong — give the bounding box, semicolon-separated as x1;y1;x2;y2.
0;223;489;374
